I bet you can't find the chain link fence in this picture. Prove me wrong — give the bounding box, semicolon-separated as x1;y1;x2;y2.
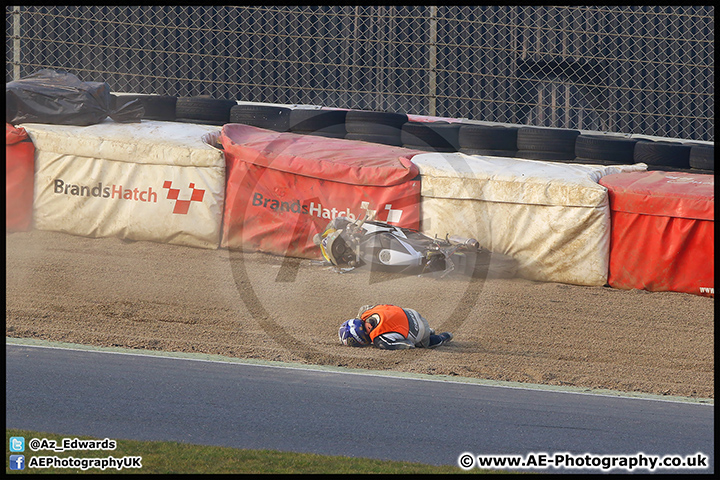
6;6;714;141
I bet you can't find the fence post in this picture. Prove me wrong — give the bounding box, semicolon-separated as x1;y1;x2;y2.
12;6;21;80
428;6;437;117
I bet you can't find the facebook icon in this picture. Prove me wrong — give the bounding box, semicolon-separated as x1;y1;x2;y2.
10;454;25;470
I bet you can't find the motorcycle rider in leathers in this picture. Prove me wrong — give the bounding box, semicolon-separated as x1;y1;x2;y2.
341;304;453;350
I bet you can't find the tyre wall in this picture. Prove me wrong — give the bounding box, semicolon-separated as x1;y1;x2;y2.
8;97;715;295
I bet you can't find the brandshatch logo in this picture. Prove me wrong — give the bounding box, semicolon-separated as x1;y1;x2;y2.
51;178;206;215
163;180;205;214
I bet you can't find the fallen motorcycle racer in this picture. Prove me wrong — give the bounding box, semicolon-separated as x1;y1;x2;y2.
339;304;453;350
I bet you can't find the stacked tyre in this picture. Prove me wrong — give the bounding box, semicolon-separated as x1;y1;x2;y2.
344;110;408;146
458;124;518;157
175;96;237;126
573;134;638;165
289;109;347;138
112;93;177;121
229;104;291;132
633;140;692;171
401;121;460;152
688;143;714;173
516;126;580;161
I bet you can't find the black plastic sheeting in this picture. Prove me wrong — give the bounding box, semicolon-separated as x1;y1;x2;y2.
6;69;143;126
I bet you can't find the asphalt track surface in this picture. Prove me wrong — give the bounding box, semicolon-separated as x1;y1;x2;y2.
6;342;714;473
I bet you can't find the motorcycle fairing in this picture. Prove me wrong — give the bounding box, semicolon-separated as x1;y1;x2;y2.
357;232;424;271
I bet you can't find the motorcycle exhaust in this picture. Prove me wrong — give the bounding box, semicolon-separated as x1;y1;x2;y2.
447;235;480;249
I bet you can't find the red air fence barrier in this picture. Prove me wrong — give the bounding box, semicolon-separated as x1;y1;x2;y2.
6;123;36;231
599;171;714;297
220;124;423;259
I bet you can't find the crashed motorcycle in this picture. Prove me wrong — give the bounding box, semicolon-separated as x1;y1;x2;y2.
312;211;518;279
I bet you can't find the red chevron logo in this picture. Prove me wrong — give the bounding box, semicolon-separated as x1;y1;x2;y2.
162;180;205;214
